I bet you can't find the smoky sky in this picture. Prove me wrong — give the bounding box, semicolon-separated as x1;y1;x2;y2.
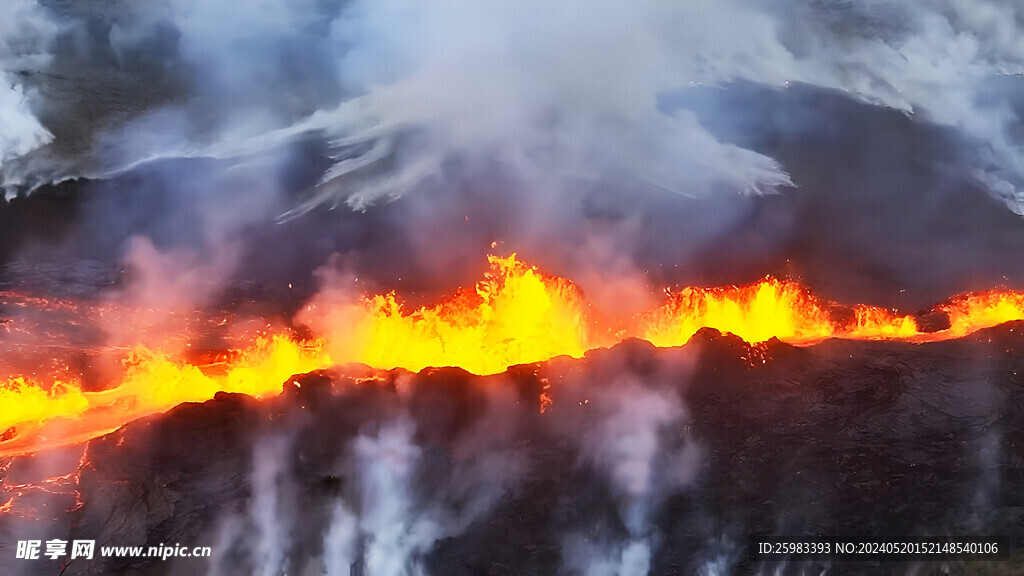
1;0;1024;311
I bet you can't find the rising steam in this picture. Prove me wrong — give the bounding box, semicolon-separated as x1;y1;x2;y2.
552;359;701;576
3;0;1024;213
0;0;54;178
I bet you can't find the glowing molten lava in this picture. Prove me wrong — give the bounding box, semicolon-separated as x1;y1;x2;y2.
849;306;920;340
638;279;929;347
640;279;835;346
308;254;600;375
638;278;1024;347
2;254;1024;460
941;291;1024;339
1;336;330;457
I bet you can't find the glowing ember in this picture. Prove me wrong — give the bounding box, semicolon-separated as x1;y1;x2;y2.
2;255;1024;459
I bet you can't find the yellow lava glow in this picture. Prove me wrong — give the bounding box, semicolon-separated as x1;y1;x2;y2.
3;254;1024;459
338;255;595;375
941;291;1024;339
0;336;331;457
848;306;920;340
0;379;89;431
639;279;836;347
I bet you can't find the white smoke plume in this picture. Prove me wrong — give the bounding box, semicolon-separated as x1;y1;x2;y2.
6;0;1024;213
206;432;295;576
563;535;654;576
250;434;293;576
203;377;531;576
351;420;437;576
332;381;529;575
305;0;1024;212
550;360;701;576
0;0;54;182
323;501;359;576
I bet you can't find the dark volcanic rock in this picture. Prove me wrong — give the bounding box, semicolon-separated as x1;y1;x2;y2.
914;310;953;333
4;325;1024;575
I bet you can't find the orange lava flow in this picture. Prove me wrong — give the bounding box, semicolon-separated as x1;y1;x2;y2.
637;279;929;347
639;279;836;346
2;254;1024;460
310;254;604;375
0;336;331;457
638;278;1024;347
940;291;1024;339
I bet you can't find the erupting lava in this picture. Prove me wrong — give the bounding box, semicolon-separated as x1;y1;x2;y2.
942;291;1024;339
640;279;836;346
639;279;926;347
638;278;1024;347
306;254;600;375
2;254;1024;459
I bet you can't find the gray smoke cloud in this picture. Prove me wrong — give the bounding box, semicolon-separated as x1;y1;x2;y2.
548;350;701;576
351;420;437;576
5;0;1024;214
250;434;292;576
0;0;54;174
322;500;359;576
206;432;296;576
1;0;1024;322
